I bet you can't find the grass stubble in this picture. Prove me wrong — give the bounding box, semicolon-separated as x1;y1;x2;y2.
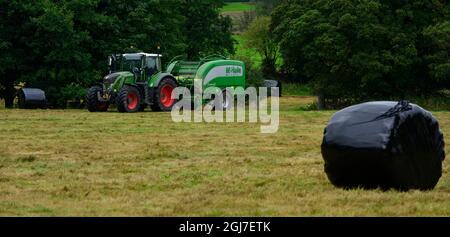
0;96;449;216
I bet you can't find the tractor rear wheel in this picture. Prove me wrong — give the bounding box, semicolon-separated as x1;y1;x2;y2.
86;86;109;112
151;77;178;112
116;85;141;113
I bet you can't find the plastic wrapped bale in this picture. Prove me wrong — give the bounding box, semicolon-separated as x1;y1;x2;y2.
321;101;445;190
263;80;282;97
17;88;47;109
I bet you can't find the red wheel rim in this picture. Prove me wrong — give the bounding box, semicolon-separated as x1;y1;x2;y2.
160;84;174;107
127;92;138;110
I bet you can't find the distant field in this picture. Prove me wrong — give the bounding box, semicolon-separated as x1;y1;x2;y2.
0;96;449;216
221;2;256;13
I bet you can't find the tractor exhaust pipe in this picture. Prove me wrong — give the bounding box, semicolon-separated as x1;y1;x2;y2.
17;88;47;109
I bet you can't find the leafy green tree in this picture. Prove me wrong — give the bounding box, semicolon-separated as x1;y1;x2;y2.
423;21;450;88
183;0;235;59
26;1;93;106
1;1;30;107
272;0;450;108
242;16;278;77
255;0;281;16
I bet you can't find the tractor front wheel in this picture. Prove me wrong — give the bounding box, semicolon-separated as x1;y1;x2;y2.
86;86;109;112
116;85;141;113
151;77;178;112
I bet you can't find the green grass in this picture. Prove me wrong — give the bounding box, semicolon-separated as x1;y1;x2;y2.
233;34;262;67
220;2;256;13
409;93;450;111
283;83;313;96
0;97;449;216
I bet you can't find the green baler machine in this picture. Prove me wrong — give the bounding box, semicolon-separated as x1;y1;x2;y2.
86;53;245;112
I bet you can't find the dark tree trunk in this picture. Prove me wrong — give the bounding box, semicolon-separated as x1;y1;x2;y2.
262;58;276;78
4;75;15;108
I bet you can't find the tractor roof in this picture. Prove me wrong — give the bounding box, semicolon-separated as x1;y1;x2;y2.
122;52;162;60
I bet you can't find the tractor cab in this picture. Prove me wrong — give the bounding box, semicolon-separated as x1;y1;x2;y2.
108;53;162;80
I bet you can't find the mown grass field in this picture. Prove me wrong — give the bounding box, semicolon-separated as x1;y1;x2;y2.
0;96;449;216
220;2;255;13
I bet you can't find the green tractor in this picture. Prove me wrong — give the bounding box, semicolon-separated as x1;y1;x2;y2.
86;52;245;112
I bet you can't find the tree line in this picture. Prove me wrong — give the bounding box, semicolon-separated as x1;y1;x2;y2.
2;0;449;109
0;0;234;108
271;0;450;108
240;0;449;108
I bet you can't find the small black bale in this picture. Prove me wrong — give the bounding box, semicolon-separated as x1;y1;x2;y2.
263;80;282;97
17;88;47;109
321;101;445;191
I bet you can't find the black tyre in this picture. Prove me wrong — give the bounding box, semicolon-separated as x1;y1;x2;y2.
221;89;234;110
212;89;233;111
151;77;178;112
116;85;141;113
205;89;234;111
263;80;282;97
86;86;109;112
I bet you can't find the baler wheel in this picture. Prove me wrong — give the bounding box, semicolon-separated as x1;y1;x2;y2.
220;89;233;111
205;89;233;111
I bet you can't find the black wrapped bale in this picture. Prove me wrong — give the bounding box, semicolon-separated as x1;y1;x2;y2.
17;88;47;109
263;80;282;97
321;101;445;190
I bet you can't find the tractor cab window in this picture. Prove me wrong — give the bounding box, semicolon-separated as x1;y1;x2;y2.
146;56;157;76
122;59;142;72
122;54;144;73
